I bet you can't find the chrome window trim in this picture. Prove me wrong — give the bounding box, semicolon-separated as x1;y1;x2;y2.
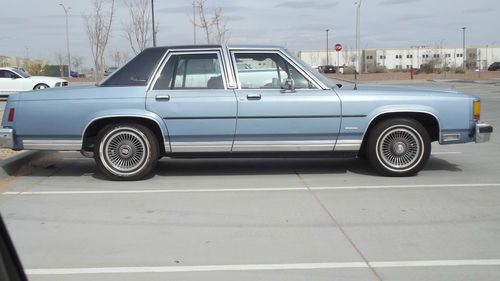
148;48;229;91
80;114;171;152
222;46;237;88
228;48;329;90
361;110;442;143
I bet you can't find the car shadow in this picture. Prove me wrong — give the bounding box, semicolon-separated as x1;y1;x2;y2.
9;152;462;180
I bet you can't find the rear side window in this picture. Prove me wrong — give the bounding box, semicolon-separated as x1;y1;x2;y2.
100;47;167;86
153;53;224;90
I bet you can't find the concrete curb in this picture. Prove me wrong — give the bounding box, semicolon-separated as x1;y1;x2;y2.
0;151;46;180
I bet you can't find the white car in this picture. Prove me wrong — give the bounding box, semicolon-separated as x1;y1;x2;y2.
0;67;68;96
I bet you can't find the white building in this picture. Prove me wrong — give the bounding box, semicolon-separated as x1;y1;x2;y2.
297;46;500;72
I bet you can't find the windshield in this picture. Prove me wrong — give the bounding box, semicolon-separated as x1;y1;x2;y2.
284;49;338;89
12;69;30;78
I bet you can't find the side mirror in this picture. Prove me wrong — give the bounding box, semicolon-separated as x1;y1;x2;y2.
280;78;295;93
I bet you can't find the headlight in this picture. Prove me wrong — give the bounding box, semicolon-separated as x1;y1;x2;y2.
55;82;61;87
473;99;480;121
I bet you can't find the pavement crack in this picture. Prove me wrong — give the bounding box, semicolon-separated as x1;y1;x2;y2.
294;171;383;281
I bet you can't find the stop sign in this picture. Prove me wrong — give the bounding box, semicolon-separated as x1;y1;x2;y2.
335;43;342;52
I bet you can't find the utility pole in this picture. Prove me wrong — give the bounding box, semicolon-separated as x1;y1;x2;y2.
325;29;329;65
354;0;362;90
152;0;157;47
193;0;197;44
59;4;71;77
461;27;466;73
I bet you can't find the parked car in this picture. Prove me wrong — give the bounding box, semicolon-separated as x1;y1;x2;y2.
488;62;500;71
0;45;493;180
0;67;68;96
104;67;119;76
323;65;336;73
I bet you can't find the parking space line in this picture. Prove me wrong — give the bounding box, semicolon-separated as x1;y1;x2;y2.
3;183;500;196
25;259;500;275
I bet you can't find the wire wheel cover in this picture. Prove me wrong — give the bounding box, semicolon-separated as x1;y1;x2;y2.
378;127;421;169
104;130;148;173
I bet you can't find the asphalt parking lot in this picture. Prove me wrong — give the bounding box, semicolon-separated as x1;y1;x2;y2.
0;80;499;281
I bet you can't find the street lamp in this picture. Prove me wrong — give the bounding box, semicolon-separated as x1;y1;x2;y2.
461;27;466;72
354;0;362;90
59;3;71;77
151;0;157;47
325;29;330;65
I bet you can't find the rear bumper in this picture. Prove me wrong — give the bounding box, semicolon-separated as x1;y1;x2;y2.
475;123;493;143
0;128;14;149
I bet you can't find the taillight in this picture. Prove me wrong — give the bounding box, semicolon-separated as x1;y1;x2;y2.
7;108;15;122
473;100;480;121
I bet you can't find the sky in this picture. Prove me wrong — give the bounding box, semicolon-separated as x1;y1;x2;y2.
0;0;498;68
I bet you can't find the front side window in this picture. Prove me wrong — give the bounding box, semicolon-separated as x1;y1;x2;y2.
233;53;314;89
0;70;20;79
153;53;224;90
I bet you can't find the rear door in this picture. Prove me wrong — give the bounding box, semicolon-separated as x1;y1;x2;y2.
230;50;342;152
146;49;237;152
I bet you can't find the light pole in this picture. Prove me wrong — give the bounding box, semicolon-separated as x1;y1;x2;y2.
354;0;362;90
59;4;71;77
325;29;330;65
461;27;466;72
151;0;157;47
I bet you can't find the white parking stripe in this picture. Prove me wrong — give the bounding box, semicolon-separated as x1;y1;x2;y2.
25;259;500;275
3;183;500;195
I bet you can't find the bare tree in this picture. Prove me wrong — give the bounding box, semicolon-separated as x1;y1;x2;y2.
55;51;65;77
123;0;157;55
192;0;229;44
109;50;130;67
194;0;212;44
72;56;84;74
83;0;115;78
211;7;229;44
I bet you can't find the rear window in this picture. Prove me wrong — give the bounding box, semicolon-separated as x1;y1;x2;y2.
100;47;167;87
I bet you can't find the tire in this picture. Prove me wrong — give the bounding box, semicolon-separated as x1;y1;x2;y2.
33;83;49;90
94;123;159;180
367;118;430;177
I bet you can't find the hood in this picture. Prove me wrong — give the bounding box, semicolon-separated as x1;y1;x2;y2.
337;83;475;99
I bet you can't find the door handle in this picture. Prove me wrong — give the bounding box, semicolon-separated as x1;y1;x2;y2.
246;94;261;100
155;94;170;101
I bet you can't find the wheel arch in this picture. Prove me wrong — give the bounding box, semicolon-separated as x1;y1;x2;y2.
81;115;169;155
359;111;440;155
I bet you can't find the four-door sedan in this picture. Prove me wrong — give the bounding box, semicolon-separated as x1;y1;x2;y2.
0;45;493;180
0;67;68;96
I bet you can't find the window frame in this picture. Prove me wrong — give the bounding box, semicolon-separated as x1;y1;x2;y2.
149;49;229;91
229;50;321;91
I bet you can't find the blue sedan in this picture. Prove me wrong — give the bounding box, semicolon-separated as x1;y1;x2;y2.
0;45;493;180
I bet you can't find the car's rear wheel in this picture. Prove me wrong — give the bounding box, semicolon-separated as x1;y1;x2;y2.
94;123;159;180
367;118;430;176
33;83;49;90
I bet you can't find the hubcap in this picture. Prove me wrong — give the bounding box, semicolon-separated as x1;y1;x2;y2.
103;129;148;173
378;127;421;170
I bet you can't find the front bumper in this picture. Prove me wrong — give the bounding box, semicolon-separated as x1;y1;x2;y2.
475;123;493;143
0;128;14;149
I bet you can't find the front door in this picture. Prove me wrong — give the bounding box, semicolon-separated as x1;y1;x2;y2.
231;51;341;152
146;51;237;152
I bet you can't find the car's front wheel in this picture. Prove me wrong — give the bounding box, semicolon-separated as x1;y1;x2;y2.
94;123;159;180
33;83;49;90
367;118;430;176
